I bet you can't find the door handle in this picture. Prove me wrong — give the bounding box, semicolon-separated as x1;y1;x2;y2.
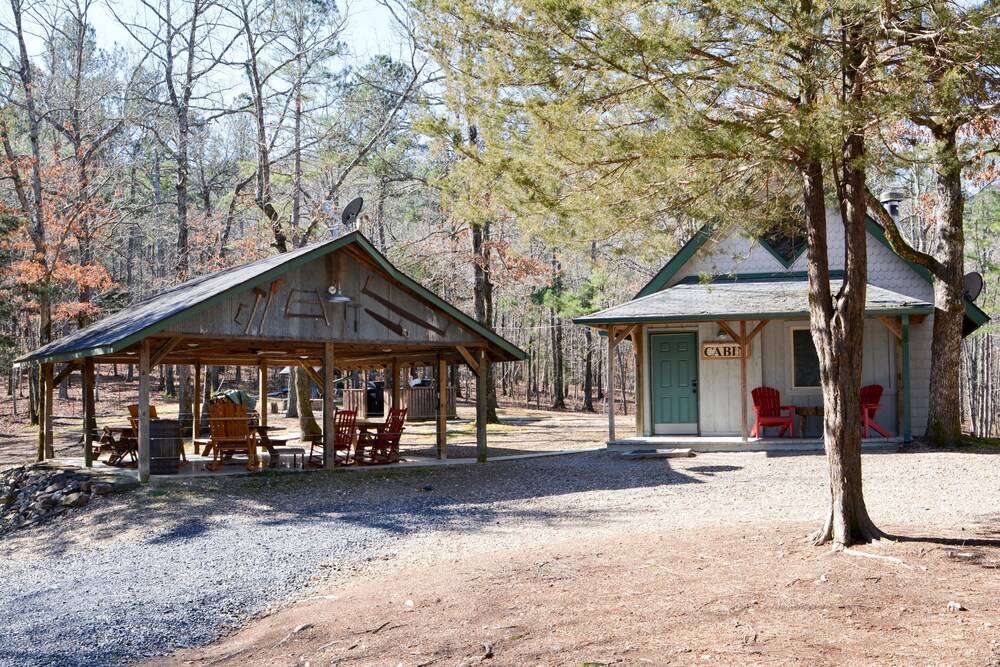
691;380;698;387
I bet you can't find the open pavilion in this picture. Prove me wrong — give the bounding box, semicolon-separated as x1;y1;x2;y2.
16;232;525;481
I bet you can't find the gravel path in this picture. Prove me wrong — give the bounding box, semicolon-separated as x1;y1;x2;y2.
1;445;997;667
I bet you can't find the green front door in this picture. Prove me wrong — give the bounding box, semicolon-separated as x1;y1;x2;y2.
650;333;698;434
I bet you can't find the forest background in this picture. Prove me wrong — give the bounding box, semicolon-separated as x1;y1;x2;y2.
1;0;998;436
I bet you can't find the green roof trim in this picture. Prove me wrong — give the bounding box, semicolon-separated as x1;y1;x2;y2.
635;225;714;298
17;231;526;365
576;306;935;326
676;270;844;284
757;237;807;269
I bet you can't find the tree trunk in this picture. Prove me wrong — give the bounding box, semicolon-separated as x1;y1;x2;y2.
924;125;966;445
471;218;499;422
295;367;321;438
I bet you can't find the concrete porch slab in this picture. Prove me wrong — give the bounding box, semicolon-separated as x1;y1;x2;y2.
608;436;904;453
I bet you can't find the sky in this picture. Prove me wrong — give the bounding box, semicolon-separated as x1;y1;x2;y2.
12;0;403;69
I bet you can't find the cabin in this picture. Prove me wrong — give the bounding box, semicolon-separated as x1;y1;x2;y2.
574;211;989;449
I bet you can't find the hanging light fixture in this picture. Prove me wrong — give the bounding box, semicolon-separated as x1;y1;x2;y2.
326;283;352;304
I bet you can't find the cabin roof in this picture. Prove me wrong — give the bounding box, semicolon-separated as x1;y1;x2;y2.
633;217;989;334
574;279;933;325
17;232;526;366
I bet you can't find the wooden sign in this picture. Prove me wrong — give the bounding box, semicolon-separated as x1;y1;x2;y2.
701;341;744;360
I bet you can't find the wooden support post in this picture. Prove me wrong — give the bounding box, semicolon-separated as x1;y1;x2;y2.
901;315;912;442
37;363;52;461
740;320;748;442
323;342;335;470
607;327;617;443
475;348;487;463
44;363;54;459
83;357;95;467
633;331;644;436
258;359;268;428
436;355;448;459
138;340;151;483
193;361;202;449
391;358;401;410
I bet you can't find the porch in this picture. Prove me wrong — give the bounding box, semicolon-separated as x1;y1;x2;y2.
608;435;904;453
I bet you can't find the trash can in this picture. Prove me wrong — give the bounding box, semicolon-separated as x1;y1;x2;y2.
149;419;182;475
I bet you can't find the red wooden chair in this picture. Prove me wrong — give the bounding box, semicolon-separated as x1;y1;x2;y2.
750;387;795;438
308;409;357;467
356;408;407;465
860;384;891;437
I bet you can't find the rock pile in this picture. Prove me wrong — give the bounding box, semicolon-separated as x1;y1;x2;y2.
0;463;140;535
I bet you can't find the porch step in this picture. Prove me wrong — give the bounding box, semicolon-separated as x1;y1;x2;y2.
620;448;694;459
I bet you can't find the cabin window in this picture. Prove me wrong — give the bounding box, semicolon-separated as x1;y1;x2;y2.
791;328;821;388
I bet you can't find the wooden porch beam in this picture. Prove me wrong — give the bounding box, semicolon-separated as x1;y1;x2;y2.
149;337;182;367
612;324;637;348
455;345;480;376
52;360;81;388
745;320;770;344
391;358;401;410
607;326;617;442
298;360;324;388
715;321;741;343
877;316;902;341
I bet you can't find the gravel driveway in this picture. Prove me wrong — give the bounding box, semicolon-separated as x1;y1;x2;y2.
1;446;997;667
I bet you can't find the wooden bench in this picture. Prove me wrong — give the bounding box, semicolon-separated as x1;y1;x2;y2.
263;433;304;469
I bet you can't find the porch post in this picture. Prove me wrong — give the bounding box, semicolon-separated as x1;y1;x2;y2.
633;330;644;437
901;315;912;442
391;357;401;410
322;342;336;469
258;359;268;428
436;355;448;459
138;340;151;483
83;357;95;467
607;326;616;442
475;348;487;463
37;362;53;461
193;361;202;448
740;320;748;442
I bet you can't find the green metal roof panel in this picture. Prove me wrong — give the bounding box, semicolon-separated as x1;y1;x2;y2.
575;279;934;325
18;232;526;364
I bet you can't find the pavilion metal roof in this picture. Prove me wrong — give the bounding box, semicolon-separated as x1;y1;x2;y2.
574;279;934;326
17;232;526;366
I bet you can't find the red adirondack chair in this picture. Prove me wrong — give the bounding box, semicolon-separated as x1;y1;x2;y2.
356;408;407;465
860;384;891;437
308;409;357;466
750;386;795;438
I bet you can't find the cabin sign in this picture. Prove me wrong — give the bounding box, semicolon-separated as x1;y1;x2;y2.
701;342;744;360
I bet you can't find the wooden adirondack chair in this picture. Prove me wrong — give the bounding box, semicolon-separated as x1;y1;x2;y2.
307;409;357;467
750;387;795;438
356;408;407;465
206;402;255;471
860;384;891;437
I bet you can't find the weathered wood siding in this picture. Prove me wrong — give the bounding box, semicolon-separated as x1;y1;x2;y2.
164;251;480;346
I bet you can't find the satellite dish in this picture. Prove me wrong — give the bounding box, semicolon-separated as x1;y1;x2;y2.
341;197;364;228
320;201;336;217
963;271;984;302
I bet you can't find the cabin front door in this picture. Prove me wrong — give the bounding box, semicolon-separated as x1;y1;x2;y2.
650;332;698;434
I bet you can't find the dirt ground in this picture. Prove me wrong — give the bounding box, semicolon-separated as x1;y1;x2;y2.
5;379;999;666
152;524;1000;667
